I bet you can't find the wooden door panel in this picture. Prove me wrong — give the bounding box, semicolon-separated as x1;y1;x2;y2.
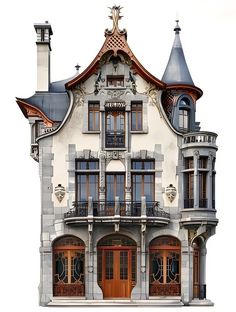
102;249;131;298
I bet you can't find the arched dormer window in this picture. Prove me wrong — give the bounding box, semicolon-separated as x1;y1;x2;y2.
178;96;193;133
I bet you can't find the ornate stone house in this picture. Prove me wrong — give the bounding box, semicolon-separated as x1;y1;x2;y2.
16;6;218;307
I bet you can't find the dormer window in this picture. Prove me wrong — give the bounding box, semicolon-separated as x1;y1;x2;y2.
107;75;124;87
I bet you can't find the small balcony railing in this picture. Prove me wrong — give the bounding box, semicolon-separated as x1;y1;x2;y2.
64;199;170;224
105;130;125;148
182;131;217;149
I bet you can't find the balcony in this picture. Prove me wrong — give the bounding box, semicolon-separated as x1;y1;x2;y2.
180;208;218;227
64;198;170;226
105;130;125;148
182;131;218;150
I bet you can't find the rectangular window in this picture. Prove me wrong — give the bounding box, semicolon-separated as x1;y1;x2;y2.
131;159;155;170
179;109;189;132
88;102;100;131
185;157;194;169
131;102;142;131
76;160;99;202
199;172;207;208
107;75;124;87
199;156;208;169
184;172;194;208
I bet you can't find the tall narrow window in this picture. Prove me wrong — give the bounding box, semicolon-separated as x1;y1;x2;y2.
179;109;189;132
131;102;142;131
76;159;99;203
199;156;208;208
88;102;100;131
184;157;194;208
105;110;125;148
178;97;191;132
131;160;155;215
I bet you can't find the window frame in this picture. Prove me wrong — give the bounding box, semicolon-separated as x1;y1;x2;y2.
88;101;100;131
131;102;143;131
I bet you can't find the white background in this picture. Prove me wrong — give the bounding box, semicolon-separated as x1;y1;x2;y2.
0;0;235;311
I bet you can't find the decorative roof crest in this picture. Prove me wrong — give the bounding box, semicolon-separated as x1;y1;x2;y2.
105;5;127;36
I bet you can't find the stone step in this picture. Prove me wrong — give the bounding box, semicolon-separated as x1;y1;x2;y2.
48;298;184;306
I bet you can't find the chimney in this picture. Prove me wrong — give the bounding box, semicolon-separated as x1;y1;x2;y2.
34;21;53;92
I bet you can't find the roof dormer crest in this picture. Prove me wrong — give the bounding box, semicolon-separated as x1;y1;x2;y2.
105;5;127;37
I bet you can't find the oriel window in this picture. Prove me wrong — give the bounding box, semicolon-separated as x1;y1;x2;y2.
88;102;100;131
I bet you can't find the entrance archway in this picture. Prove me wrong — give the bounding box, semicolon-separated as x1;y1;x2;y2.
149;236;181;296
53;235;85;296
97;234;136;299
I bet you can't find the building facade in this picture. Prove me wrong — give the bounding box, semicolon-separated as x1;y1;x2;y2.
16;6;218;307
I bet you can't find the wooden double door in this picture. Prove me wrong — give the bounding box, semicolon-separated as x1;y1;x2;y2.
98;247;135;298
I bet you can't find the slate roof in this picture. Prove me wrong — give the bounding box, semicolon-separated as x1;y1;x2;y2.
162;21;194;85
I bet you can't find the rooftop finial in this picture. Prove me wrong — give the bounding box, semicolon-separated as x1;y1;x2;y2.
75;63;81;72
108;5;123;33
174;20;181;34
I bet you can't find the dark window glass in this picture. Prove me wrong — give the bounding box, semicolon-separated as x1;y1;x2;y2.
199;156;208;169
105;251;113;279
185;157;194;169
199;172;207;207
184;172;194;208
131;159;155;170
131;102;142;131
76;160;99;170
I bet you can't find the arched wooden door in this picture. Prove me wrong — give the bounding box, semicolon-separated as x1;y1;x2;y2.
149;236;181;296
97;235;136;299
53;236;85;296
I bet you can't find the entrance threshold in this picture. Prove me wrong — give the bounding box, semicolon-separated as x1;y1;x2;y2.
48;297;184;306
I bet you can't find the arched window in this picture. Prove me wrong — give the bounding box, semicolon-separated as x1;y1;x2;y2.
149;236;181;296
53;235;85;297
178;97;191;132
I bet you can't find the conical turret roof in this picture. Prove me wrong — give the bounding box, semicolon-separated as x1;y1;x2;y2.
162;21;194;85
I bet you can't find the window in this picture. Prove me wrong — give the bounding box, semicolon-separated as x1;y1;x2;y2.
107;75;124;87
131;102;142;131
105;110;125;148
131;160;155;206
179;109;189;132
75;160;99;203
178;97;191;132
199;156;208;208
184;157;194;208
88;102;100;131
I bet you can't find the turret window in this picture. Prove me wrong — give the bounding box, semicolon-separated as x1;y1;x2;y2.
178;97;191;133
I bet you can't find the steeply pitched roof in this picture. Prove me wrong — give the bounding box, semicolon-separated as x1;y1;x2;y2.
162;21;194;85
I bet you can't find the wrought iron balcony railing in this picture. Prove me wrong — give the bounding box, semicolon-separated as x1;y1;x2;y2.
105;130;125;148
64;200;170;219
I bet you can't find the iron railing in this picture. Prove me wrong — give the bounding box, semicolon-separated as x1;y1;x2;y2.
64;201;170;219
105;130;125;148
